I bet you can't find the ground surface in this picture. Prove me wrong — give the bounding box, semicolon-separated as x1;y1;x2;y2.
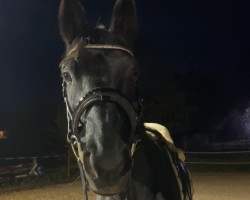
1;173;250;200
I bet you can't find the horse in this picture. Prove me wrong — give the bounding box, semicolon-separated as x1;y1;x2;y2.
58;0;193;199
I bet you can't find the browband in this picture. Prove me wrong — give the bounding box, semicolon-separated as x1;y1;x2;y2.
85;44;134;57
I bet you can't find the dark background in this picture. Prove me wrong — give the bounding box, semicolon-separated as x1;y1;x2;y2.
0;0;249;156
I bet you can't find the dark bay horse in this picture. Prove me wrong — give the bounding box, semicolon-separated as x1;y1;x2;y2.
58;0;193;199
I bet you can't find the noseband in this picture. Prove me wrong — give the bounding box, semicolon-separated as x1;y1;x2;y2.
64;87;140;144
62;44;142;199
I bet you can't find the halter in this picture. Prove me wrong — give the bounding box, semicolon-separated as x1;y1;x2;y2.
62;44;142;200
64;87;141;144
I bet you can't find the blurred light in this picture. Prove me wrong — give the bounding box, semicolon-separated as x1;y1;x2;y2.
0;130;8;139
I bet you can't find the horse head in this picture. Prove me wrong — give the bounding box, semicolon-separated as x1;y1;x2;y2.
59;0;141;195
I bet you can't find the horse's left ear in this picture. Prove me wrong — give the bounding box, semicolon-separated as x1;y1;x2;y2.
109;0;138;47
59;0;86;48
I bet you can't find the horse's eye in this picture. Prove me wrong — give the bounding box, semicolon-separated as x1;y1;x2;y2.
132;72;139;82
62;72;72;83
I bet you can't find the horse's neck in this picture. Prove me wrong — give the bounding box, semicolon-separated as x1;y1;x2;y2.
95;180;154;200
96;145;165;200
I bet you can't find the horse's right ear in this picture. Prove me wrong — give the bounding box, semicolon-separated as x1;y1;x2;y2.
59;0;86;48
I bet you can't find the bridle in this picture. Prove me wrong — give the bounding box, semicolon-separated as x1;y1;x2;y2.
62;43;143;200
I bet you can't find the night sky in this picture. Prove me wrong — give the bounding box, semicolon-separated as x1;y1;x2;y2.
0;0;249;154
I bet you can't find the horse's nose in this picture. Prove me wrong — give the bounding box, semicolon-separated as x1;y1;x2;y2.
81;104;130;174
88;149;132;183
84;126;126;176
92;151;124;172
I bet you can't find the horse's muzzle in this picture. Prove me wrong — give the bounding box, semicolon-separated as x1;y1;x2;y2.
82;150;132;195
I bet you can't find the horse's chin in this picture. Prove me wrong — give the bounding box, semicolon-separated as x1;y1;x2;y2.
85;169;131;195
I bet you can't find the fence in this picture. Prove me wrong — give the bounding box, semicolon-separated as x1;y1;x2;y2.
184;138;250;152
0;155;67;183
1;151;250;184
184;151;250;171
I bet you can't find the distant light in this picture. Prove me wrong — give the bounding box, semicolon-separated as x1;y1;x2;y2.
0;130;8;139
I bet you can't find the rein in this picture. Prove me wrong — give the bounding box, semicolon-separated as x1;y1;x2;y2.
62;44;142;200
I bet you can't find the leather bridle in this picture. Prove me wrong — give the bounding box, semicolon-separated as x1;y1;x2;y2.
62;44;143;200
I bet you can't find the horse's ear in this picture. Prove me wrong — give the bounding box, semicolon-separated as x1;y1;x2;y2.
109;0;138;47
59;0;86;48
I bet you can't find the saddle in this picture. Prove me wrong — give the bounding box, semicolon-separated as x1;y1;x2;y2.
143;123;193;200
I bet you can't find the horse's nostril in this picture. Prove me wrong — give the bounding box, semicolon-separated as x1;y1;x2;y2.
123;149;132;169
86;142;97;155
84;151;91;157
84;152;99;179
